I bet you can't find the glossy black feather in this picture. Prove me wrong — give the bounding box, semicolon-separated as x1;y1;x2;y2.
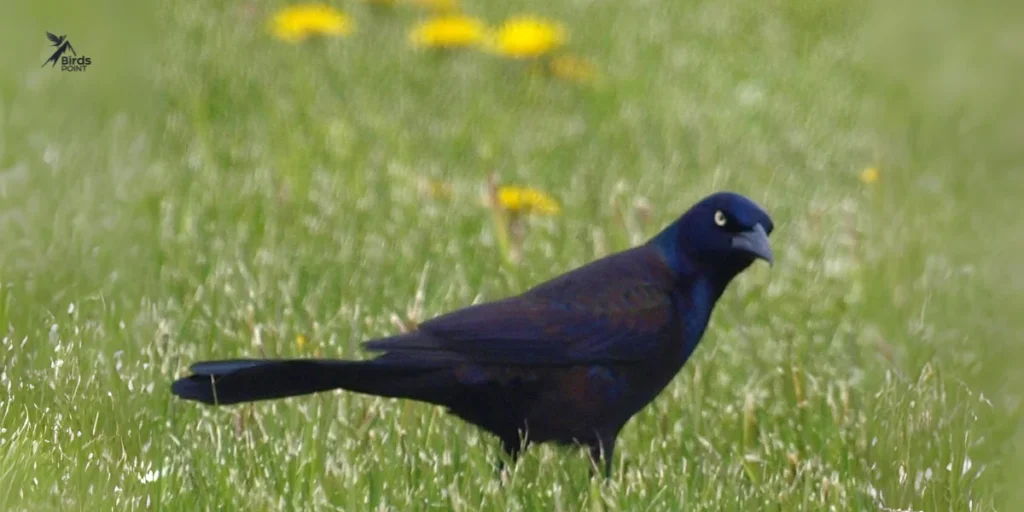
171;358;455;405
171;192;774;477
364;246;677;365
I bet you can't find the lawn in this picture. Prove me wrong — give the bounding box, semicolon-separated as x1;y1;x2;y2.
1;0;1022;510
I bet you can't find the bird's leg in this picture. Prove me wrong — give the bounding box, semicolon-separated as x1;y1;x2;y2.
588;434;616;479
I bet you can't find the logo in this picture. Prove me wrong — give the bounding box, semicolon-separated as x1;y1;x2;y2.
42;32;91;71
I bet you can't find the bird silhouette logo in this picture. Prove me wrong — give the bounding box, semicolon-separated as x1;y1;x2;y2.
42;32;76;67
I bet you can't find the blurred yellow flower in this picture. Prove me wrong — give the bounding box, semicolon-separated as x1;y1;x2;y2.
409;15;486;49
488;17;566;58
296;334;307;350
497;185;561;216
271;4;354;43
549;54;597;84
860;167;879;184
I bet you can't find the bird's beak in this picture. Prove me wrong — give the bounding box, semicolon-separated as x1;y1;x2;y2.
732;223;773;265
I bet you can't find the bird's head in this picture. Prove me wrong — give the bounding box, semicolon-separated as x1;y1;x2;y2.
653;192;774;279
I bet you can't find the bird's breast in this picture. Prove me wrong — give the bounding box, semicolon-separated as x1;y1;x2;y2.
674;278;716;364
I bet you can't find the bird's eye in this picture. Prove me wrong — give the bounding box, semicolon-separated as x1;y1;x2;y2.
714;210;728;227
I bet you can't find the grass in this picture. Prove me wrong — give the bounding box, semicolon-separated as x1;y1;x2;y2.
1;0;1022;509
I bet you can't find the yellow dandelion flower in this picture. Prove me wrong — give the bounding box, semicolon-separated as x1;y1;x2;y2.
271;4;354;43
860;167;879;184
296;334;307;350
497;185;561;216
409;15;486;49
488;17;566;59
549;54;598;83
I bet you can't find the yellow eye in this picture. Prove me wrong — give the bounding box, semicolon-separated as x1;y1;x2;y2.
714;210;728;227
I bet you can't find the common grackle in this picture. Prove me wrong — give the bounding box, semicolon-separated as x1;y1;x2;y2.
172;191;774;477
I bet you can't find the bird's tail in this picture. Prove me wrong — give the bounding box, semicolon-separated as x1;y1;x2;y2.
171;357;455;406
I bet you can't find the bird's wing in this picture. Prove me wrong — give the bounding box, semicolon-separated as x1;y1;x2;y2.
46;32;60;44
365;247;680;365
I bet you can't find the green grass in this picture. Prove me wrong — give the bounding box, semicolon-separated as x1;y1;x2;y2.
2;0;1022;509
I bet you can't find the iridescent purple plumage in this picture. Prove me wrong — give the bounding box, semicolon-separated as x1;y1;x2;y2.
172;192;774;477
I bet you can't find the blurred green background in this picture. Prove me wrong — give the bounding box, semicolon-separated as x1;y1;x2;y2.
1;0;1022;509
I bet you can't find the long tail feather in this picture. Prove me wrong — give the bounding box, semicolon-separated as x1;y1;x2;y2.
171;358;454;405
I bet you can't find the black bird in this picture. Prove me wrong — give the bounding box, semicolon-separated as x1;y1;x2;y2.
42;32;76;68
172;192;774;476
46;31;65;47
